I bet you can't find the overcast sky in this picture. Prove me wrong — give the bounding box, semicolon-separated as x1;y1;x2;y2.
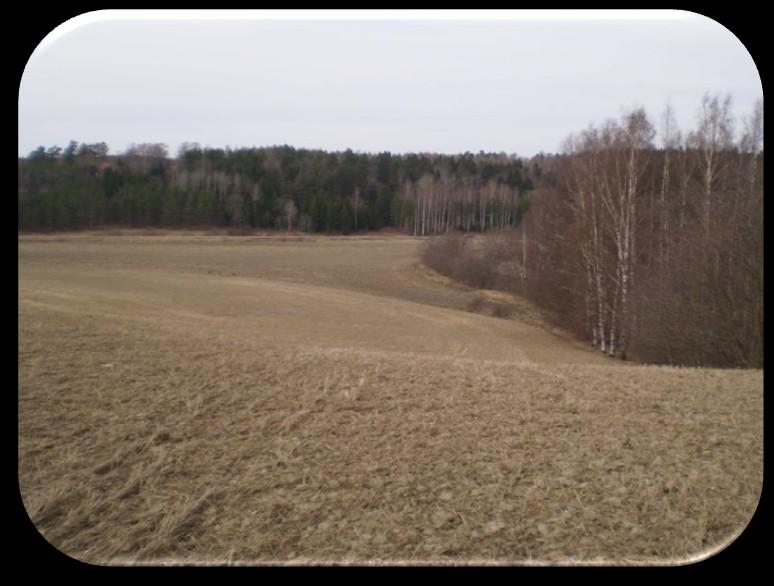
18;10;762;158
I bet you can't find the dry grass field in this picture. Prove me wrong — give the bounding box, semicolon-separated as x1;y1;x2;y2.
18;231;762;565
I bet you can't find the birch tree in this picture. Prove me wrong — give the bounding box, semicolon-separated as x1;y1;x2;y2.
688;94;734;239
658;103;681;264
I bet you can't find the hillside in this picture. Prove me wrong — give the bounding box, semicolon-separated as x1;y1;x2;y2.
18;232;762;564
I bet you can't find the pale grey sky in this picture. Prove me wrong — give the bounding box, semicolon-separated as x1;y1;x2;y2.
18;11;762;158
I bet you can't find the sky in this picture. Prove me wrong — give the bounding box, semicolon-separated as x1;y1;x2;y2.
18;10;763;158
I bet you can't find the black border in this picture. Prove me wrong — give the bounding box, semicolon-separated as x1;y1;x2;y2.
14;7;767;575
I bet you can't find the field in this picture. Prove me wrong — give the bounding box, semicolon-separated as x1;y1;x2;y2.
18;231;762;565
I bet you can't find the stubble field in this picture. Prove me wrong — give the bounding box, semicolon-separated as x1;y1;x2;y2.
18;231;762;565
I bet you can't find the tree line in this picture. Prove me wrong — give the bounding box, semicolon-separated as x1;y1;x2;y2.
18;142;535;234
20;94;762;368
425;94;762;368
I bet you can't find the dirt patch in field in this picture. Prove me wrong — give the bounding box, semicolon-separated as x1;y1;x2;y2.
18;233;762;565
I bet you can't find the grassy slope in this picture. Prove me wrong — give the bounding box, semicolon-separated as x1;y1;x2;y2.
18;232;762;564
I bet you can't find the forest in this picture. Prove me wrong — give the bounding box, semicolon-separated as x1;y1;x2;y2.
18;142;535;234
423;95;763;368
18;93;763;368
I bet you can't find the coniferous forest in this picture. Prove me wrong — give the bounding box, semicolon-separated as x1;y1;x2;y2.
18;142;535;235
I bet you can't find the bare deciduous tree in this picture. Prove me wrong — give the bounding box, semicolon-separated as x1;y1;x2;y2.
282;198;298;232
688;93;734;239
